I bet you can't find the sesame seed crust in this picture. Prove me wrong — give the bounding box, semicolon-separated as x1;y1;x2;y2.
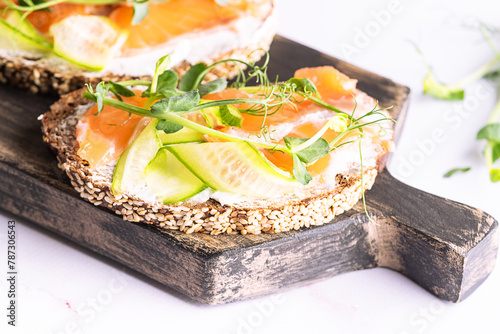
41;88;389;235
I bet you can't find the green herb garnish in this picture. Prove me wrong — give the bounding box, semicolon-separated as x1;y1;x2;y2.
477;87;500;182
414;26;500;101
156;119;184;134
198;78;227;97
416;24;500;182
291;153;312;185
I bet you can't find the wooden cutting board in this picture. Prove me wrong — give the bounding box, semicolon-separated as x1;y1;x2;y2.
0;36;498;305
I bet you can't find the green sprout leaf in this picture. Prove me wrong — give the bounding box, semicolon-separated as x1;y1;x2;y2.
478;121;500;182
284;137;330;164
93;82;110;115
423;73;464;101
292;154;312;185
154;55;171;77
109;82;135;99
151;90;200;114
156;70;178;92
198;78;227;97
143;70;178;98
149;54;171;94
490;168;500;182
491;142;500;163
179;63;206;91
286;78;320;97
443;167;471;178
156;119;183;134
477;123;500;141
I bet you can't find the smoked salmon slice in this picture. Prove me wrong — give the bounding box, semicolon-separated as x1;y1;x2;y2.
109;0;241;56
76;92;149;168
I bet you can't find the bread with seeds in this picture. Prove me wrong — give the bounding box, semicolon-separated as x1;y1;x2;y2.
41;63;394;235
0;0;274;94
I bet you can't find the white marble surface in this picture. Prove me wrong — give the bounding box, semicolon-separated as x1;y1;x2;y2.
1;0;500;333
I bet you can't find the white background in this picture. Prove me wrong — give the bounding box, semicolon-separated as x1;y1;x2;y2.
1;0;500;333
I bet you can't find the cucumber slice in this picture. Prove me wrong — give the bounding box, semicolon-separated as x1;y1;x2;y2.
112;119;161;195
50;15;127;71
168;142;300;198
145;148;206;204
0;10;51;51
158;127;204;145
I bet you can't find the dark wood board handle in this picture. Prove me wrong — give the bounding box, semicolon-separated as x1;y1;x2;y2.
366;169;499;302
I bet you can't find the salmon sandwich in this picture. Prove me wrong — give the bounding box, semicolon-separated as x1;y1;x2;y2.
41;53;394;235
0;0;274;94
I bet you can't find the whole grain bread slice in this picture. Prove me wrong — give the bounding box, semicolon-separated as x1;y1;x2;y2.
0;35;273;95
41;88;389;235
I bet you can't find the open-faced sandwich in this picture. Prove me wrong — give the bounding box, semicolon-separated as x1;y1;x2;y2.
41;53;394;235
0;0;274;94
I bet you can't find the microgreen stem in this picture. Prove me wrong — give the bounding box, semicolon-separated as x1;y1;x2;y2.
488;87;500;124
359;139;378;225
329;130;361;151
485;143;494;170
84;91;149;115
481;24;499;55
285;90;356;153
192;59;256;90
161;114;290;154
449;54;500;90
296;92;348;115
291;103;391;154
449;24;500;90
291;121;332;153
192;98;274;112
116;80;152;87
143;96;156;109
484;87;500;171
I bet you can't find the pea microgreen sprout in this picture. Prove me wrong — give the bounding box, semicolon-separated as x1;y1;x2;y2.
476;27;500;182
412;42;464;101
415;24;500;181
84;53;394;221
476;85;500;182
358;139;377;225
444;167;471;178
415;25;500;101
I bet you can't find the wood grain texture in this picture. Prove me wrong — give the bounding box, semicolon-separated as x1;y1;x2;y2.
0;36;497;304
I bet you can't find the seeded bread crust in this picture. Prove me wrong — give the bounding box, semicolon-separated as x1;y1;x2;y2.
0;2;275;95
41;89;388;235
